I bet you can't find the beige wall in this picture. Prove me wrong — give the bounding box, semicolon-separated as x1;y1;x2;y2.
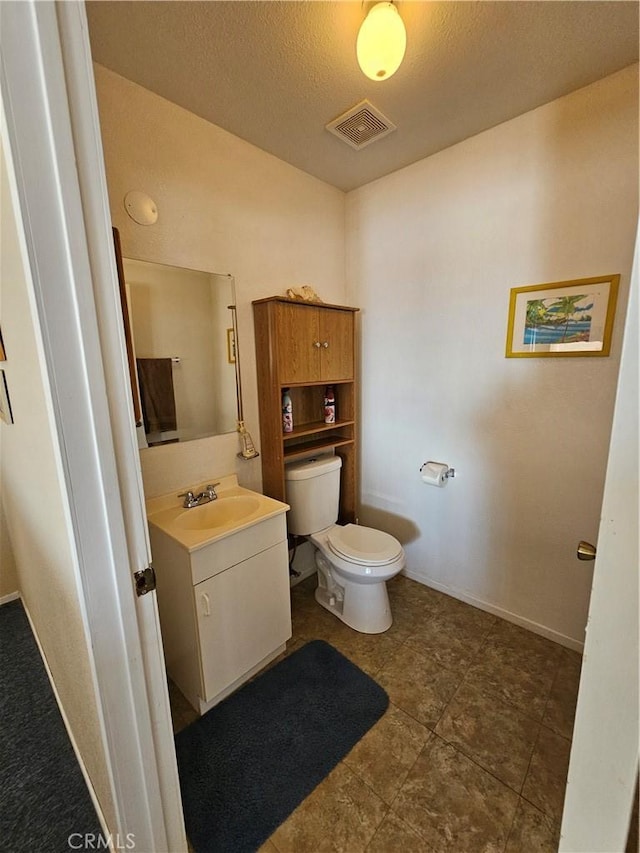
94;64;347;497
0;180;18;601
0;488;18;599
0;140;115;827
346;65;639;647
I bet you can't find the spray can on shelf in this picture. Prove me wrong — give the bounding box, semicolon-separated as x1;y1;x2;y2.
282;388;293;433
323;385;336;424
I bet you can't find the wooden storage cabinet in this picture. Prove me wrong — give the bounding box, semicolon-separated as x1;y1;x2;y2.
253;297;359;522
275;302;354;384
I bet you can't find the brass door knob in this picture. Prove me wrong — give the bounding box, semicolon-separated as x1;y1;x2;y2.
577;540;597;561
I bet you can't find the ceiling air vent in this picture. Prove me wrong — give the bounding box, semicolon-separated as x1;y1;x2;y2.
325;100;396;151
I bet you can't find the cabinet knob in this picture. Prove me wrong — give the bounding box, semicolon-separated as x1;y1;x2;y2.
313;341;321;348
322;341;329;348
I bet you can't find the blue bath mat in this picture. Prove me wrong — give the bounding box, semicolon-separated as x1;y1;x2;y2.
175;639;389;852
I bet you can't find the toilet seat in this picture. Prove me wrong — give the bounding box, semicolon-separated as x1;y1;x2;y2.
327;524;402;567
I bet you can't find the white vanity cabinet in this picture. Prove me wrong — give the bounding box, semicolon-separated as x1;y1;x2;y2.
194;539;290;704
146;479;291;715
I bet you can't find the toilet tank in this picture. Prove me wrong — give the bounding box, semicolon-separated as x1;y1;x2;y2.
284;455;342;535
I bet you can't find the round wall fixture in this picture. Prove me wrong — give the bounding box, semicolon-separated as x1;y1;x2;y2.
124;190;158;225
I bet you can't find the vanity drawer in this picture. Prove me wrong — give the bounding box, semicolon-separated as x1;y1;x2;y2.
189;513;287;585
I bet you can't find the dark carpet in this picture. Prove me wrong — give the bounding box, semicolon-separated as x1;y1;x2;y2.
175;639;389;853
0;599;101;852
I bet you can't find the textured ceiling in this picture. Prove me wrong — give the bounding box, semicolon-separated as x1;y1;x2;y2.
86;1;639;192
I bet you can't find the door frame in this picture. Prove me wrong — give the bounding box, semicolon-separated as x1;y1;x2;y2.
1;2;185;849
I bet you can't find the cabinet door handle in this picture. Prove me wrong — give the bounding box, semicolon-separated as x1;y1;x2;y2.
322;341;329;348
313;341;321;348
201;593;211;616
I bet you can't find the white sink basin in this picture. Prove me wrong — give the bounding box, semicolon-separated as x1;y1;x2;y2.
145;474;289;552
174;495;261;531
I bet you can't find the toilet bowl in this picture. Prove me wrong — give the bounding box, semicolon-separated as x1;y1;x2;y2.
284;454;406;634
310;523;405;634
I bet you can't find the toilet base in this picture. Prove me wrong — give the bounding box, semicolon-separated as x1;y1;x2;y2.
314;555;393;634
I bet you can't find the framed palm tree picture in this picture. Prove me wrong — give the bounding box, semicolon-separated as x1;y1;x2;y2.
505;274;619;358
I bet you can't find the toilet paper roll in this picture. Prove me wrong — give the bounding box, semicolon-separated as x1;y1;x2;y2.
421;461;449;487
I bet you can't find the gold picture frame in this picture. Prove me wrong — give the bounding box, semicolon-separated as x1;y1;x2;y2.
0;370;14;424
226;327;236;363
0;328;5;361
505;274;619;358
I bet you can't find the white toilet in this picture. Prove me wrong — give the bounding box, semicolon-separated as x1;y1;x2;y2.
284;455;405;634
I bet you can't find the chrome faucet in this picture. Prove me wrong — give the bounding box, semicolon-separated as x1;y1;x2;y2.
198;483;219;503
178;483;220;508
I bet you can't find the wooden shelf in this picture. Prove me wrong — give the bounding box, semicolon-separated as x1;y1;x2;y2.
283;437;354;460
253;296;359;314
282;418;354;440
253;296;358;518
281;379;353;389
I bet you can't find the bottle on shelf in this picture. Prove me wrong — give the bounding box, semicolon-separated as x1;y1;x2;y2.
323;385;336;424
282;388;293;433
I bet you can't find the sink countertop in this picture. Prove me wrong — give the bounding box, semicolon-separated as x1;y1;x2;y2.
146;474;289;552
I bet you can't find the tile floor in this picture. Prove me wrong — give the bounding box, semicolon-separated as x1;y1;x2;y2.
170;574;582;853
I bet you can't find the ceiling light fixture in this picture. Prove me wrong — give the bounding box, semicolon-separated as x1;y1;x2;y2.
356;1;406;82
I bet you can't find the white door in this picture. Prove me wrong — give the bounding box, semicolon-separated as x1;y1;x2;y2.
559;230;639;850
1;2;186;850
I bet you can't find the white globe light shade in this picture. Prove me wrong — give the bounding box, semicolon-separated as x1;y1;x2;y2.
356;2;407;82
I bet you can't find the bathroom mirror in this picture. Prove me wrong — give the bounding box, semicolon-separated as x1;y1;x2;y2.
113;232;238;446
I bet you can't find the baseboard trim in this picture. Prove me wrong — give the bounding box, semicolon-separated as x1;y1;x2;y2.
0;590;20;605
19;598;111;841
402;569;584;653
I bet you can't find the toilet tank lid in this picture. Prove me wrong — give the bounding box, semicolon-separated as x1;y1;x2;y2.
284;454;342;481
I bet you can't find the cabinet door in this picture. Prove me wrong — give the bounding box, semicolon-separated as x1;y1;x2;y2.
319;309;354;381
195;540;291;702
276;303;321;384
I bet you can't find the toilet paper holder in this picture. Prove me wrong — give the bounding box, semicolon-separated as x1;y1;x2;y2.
420;461;455;479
